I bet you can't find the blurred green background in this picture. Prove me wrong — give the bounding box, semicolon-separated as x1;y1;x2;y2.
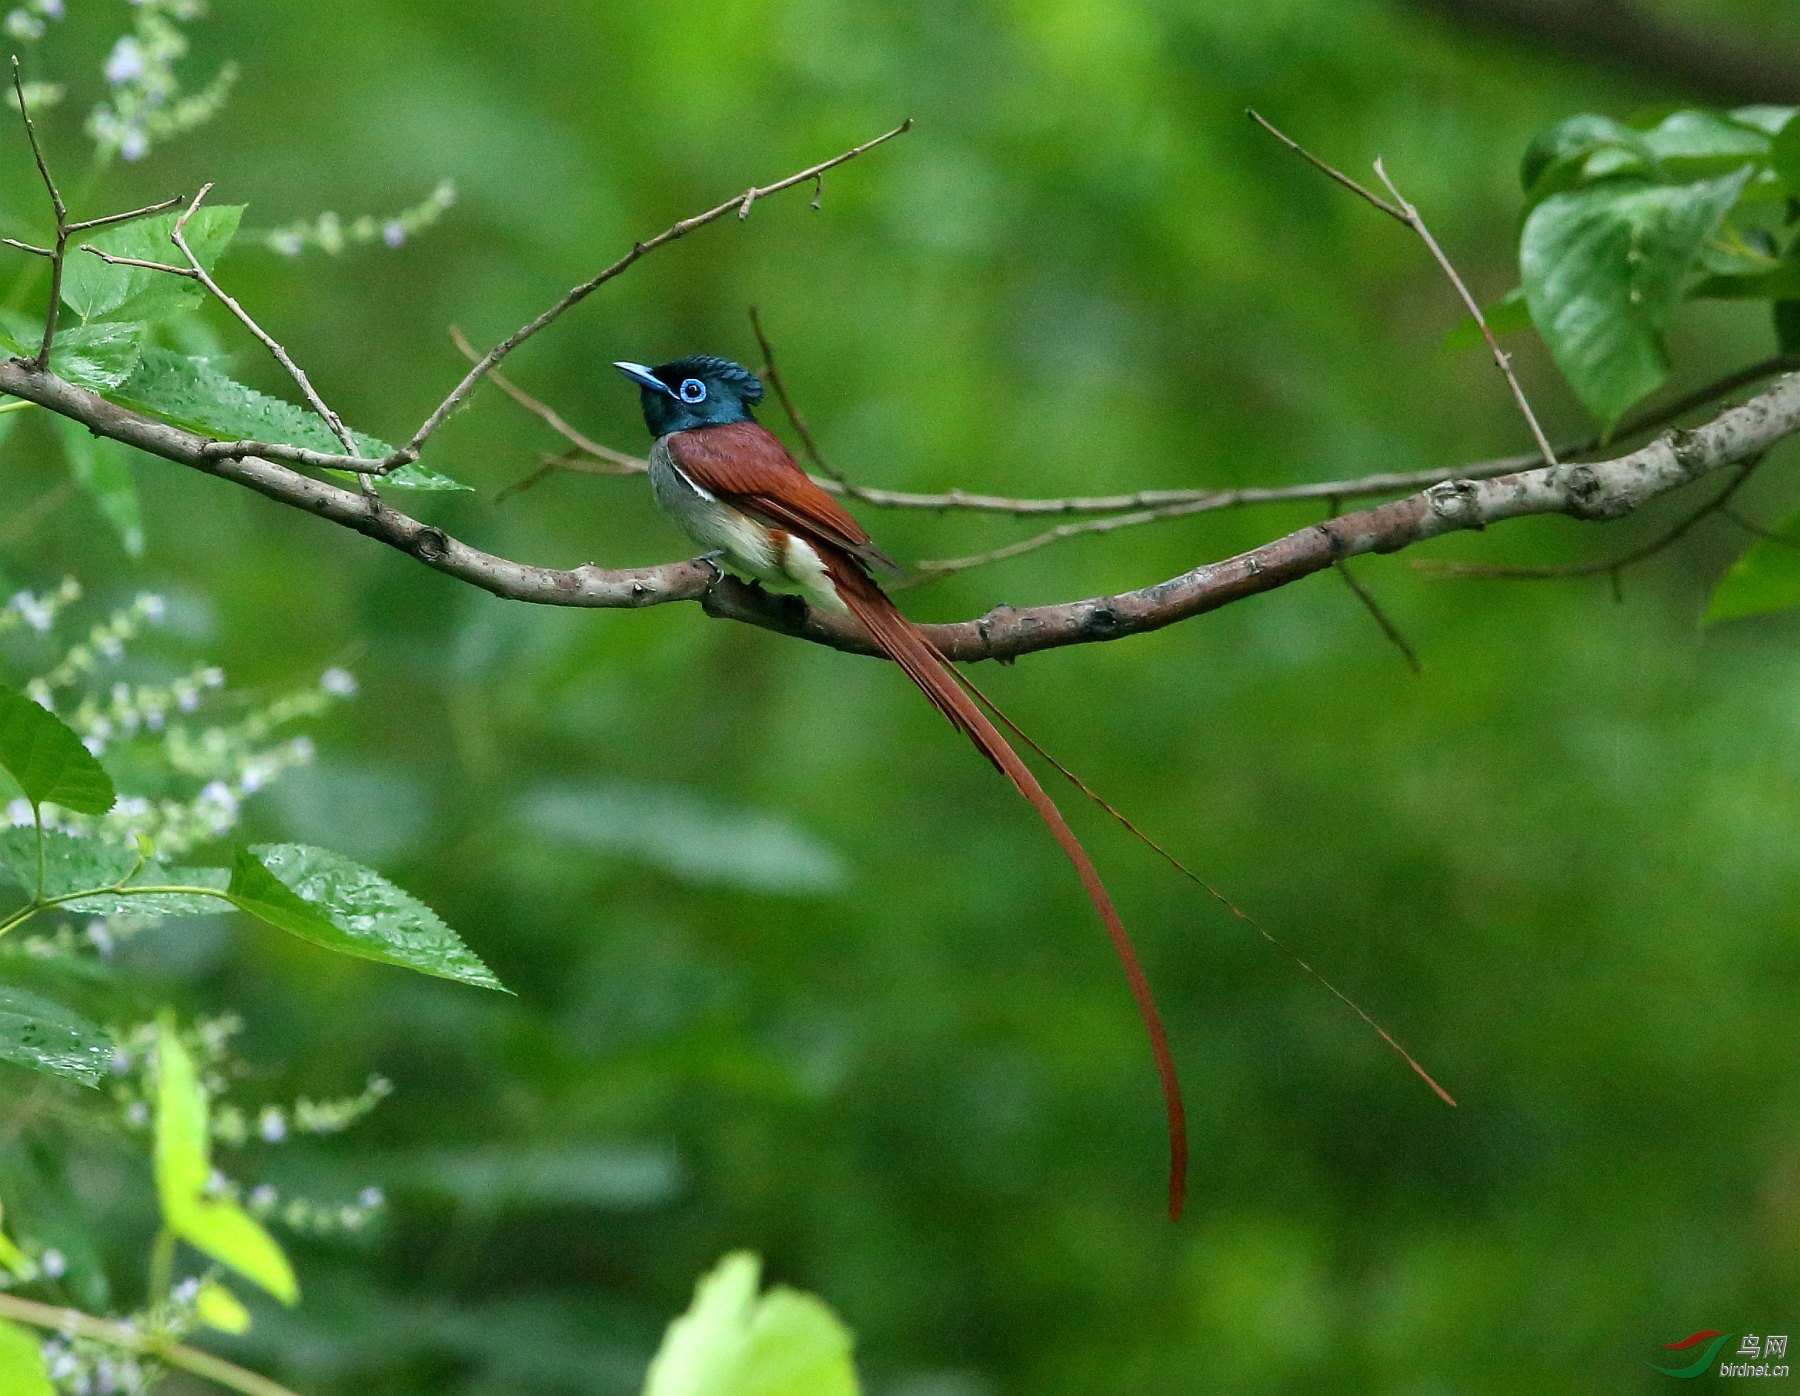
5;1;1800;1391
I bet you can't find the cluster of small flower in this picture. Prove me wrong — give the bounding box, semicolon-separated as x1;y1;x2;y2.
85;0;235;163
258;180;458;257
109;1018;392;1241
212;1074;394;1147
36;1338;154;1396
245;1182;388;1237
0;580;84;638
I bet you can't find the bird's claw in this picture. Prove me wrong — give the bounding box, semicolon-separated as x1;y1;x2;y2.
695;550;726;584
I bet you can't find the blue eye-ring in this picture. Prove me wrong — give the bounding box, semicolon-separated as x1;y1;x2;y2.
679;378;707;403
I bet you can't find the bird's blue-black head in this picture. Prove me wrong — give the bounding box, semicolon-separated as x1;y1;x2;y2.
613;355;764;437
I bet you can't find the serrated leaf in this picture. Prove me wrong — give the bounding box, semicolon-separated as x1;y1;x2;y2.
53;414;143;556
0;1319;52;1396
195;1279;252;1334
109;348;467;490
48;320;144;391
62;206;242;325
227;844;503;990
0;686;114;815
1521;167;1753;428
154;1019;297;1304
644;1252;860;1396
0;828;233;915
0;985;111;1085
1705;516;1800;623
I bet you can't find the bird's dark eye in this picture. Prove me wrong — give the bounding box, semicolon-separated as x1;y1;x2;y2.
679;378;707;403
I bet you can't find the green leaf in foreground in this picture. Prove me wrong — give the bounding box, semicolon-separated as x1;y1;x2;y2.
228;843;503;990
643;1252;860;1396
53;414;143;557
1705;517;1800;624
0;1318;52;1396
1521;167;1753;428
62;206;243;326
0;985;112;1086
110;347;468;490
0;829;229;915
0;686;114;815
1441;286;1532;355
154;1019;298;1304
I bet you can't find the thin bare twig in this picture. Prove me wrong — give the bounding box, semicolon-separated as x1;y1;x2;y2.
407;119;912;457
6;60;181;371
447;324;639;467
748;305;849;484
1372;158;1559;467
171;184;359;459
78;245;196;277
1335;561;1423;672
66;194;183;234
1418;458;1761;579
1246;108;1406;221
1722;506;1800;546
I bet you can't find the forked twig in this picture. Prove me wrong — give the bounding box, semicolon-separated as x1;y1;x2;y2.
1248;109;1557;468
6;56;181;370
748;305;849;485
170;184;358;458
447;324;640;468
1371;157;1559;468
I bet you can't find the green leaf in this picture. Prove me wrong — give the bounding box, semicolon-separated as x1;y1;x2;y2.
1705;515;1800;623
154;1019;298;1304
227;844;503;990
48;320;144;391
53;414;143;556
0;1319;52;1396
1441;286;1532;355
0;686;114;815
1521;167;1753;428
109;347;468;490
0;828;233;915
1520;114;1656;206
1638;110;1773;181
62;206;243;325
194;1279;252;1334
644;1252;860;1396
0;985;112;1086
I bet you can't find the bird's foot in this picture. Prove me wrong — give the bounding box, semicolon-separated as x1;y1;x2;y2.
694;550;727;584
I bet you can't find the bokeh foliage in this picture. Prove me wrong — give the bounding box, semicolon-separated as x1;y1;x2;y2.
2;1;1800;1392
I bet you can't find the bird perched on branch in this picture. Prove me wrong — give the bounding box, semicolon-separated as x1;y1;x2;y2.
614;354;1186;1218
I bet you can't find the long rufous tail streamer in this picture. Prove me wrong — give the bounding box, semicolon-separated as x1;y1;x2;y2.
825;557;1189;1220
953;669;1456;1110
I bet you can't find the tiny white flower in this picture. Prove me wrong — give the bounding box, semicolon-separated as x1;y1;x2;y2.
171;1276;200;1303
104;37;144;85
82;735;104;756
125;1101;148;1125
382;220;405;249
119;126;148;161
139;593;164;620
249;1184;277;1211
319;666;357;697
258;1106;286;1142
39;1248;64;1278
357;1185;385;1208
6;799;31;826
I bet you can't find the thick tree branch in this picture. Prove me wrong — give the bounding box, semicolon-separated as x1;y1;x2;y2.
5;353;1796;663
